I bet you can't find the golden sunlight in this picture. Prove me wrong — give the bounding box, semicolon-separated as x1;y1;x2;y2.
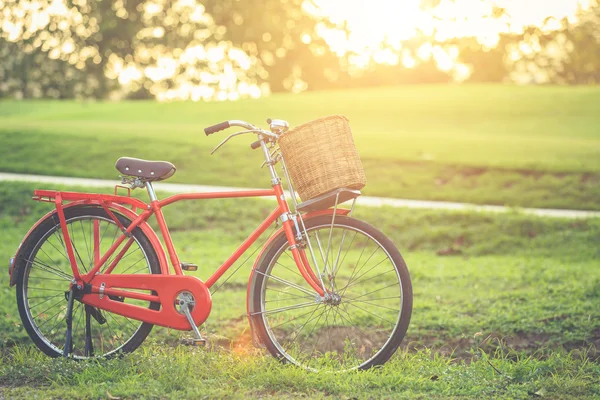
2;0;592;100
313;0;589;72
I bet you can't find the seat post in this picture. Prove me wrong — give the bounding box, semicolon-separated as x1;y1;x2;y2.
145;181;158;202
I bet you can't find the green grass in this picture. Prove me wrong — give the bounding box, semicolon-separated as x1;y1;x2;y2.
1;347;599;399
1;84;599;210
0;181;599;398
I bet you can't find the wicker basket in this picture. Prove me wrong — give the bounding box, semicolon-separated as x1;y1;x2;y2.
279;115;366;202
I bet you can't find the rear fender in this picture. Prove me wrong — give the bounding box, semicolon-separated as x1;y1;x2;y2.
245;208;351;344
9;201;168;287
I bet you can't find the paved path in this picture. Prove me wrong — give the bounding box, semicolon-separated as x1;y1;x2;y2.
1;172;598;219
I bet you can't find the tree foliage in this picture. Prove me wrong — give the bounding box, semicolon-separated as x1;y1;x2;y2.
0;0;599;100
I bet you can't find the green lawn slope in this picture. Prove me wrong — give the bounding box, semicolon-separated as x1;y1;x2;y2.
1;84;599;210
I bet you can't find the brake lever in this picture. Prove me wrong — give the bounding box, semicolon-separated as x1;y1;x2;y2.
210;130;256;155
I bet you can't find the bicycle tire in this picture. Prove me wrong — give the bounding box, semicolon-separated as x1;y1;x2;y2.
249;215;412;371
15;206;160;358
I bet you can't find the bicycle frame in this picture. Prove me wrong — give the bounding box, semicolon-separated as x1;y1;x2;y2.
17;174;341;330
34;180;328;287
8;132;349;333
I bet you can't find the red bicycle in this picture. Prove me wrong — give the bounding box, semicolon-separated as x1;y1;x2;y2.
9;118;412;371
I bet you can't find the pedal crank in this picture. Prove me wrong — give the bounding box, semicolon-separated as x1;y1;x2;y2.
177;291;206;346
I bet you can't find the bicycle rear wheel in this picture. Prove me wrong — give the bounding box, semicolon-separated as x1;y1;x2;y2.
250;215;412;371
14;206;160;358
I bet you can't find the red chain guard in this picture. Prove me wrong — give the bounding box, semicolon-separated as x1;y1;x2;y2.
80;274;212;330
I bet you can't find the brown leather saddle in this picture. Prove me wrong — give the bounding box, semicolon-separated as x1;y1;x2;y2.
115;157;176;181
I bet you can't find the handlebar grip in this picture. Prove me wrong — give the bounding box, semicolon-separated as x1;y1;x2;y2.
250;140;262;150
204;121;230;135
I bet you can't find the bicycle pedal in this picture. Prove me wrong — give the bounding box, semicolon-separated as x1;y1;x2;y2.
181;262;198;271
181;338;207;346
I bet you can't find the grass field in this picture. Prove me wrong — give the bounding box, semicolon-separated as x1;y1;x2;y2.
1;84;599;210
0;181;599;398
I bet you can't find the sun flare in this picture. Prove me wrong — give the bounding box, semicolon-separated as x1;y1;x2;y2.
313;0;589;72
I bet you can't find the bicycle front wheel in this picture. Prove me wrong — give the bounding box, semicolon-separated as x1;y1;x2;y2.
250;215;412;371
14;206;160;358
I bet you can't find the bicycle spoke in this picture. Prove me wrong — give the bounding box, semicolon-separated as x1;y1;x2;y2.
329;307;363;363
284;305;328;354
80;220;92;268
120;257;146;274
106;312;129;338
48;232;70;263
335;230;358;277
102;225;121;269
340;246;381;294
275;261;302;277
254;270;316;297
25;257;72;280
340;236;370;290
123;314;141;331
268;304;325;331
344;302;396;327
98;219;112;250
343;265;395;293
288;304;328;359
252;301;318;316
345;282;400;302
345;295;401;303
332;229;356;278
278;305;326;343
38;246;64;271
344;298;400;312
103;317;119;347
27;287;65;291
36;306;67;330
264;293;315;303
30;296;65;317
28;294;65;299
27;276;70;283
301;309;334;368
313;232;330;274
127;264;151;275
71;238;88;273
335;304;373;343
310;307;333;360
113;246;141;265
28;293;64;310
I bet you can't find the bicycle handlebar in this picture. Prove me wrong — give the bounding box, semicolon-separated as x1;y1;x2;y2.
205;119;283;155
204;121;230;135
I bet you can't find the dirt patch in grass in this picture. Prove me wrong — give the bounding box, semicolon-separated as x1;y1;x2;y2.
402;331;599;361
206;326;599;362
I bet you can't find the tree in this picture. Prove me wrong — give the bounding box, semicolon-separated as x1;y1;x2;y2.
0;0;341;99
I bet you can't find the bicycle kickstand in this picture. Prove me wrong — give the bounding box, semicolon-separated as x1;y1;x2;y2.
180;295;206;347
84;305;94;357
63;289;75;357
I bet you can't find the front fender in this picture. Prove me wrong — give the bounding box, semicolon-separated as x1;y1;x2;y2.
245;208;351;343
9;201;168;287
